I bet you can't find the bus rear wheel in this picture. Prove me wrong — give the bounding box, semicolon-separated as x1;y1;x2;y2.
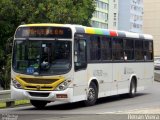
128;79;136;98
30;100;48;109
84;82;98;106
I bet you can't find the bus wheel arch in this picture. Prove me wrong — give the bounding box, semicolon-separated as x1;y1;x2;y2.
90;79;99;93
84;79;99;106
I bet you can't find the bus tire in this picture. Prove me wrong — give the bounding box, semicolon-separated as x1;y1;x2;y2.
128;78;136;98
30;100;48;109
84;82;98;106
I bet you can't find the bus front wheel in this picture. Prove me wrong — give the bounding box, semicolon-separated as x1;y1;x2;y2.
84;82;98;106
30;100;48;109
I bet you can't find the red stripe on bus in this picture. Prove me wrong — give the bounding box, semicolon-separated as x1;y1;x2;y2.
110;31;118;37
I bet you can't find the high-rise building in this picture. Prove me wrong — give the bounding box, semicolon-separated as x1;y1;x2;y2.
118;0;143;33
143;0;160;56
91;0;143;33
108;0;118;30
91;0;109;29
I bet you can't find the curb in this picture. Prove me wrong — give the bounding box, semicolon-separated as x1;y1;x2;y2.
0;99;30;108
0;90;10;99
154;72;160;82
0;90;30;108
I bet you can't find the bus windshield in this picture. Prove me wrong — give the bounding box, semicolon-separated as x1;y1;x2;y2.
12;40;72;75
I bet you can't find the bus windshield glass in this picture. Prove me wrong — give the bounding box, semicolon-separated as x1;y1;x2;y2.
12;40;72;75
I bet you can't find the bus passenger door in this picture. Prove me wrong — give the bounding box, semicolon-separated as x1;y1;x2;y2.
73;38;88;101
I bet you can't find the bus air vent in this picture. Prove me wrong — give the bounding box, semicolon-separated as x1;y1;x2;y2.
28;92;50;97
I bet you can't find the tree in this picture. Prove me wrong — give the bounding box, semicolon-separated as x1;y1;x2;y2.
0;0;96;89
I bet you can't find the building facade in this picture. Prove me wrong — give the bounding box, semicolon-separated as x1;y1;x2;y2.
118;0;143;33
108;0;118;30
91;0;109;29
91;0;143;33
143;0;160;56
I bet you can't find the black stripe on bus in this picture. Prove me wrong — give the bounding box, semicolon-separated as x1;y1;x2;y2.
139;34;145;39
117;31;126;37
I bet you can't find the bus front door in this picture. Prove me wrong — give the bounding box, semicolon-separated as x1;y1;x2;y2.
73;38;88;101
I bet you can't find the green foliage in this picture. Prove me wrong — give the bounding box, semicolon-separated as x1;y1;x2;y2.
0;54;11;89
0;0;96;89
15;0;95;25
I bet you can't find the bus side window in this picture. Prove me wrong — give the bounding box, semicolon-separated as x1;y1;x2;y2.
74;39;87;71
124;39;134;61
144;40;153;61
112;38;124;60
135;40;144;60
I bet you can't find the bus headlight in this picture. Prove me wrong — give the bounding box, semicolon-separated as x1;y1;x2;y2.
55;80;72;91
12;79;22;89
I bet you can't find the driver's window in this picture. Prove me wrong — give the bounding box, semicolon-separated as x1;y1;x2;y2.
74;39;87;71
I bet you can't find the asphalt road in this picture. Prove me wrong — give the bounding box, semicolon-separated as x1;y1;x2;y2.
0;78;160;120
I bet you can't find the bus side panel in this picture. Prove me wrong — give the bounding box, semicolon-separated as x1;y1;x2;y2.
113;63;129;95
143;62;154;88
73;69;88;102
117;62;153;93
133;62;153;91
113;62;154;95
128;63;144;91
87;63;113;98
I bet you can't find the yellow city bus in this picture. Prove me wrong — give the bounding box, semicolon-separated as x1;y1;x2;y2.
11;23;154;109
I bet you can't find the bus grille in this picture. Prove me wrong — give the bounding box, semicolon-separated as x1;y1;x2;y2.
21;78;58;84
26;86;53;89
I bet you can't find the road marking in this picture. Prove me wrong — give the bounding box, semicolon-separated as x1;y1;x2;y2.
97;107;160;114
33;118;54;120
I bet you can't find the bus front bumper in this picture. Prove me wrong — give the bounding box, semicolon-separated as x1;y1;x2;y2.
11;85;73;102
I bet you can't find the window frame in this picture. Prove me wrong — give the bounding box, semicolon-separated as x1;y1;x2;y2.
123;38;135;61
134;39;144;61
112;37;124;61
74;34;87;71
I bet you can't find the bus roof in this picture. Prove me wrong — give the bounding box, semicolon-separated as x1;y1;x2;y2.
19;23;153;40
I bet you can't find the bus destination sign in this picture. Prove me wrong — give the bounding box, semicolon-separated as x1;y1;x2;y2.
15;27;72;39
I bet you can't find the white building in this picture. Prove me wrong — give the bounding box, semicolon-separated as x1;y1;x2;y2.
108;0;118;30
118;0;143;33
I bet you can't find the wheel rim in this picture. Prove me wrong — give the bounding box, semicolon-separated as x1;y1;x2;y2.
88;88;96;101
